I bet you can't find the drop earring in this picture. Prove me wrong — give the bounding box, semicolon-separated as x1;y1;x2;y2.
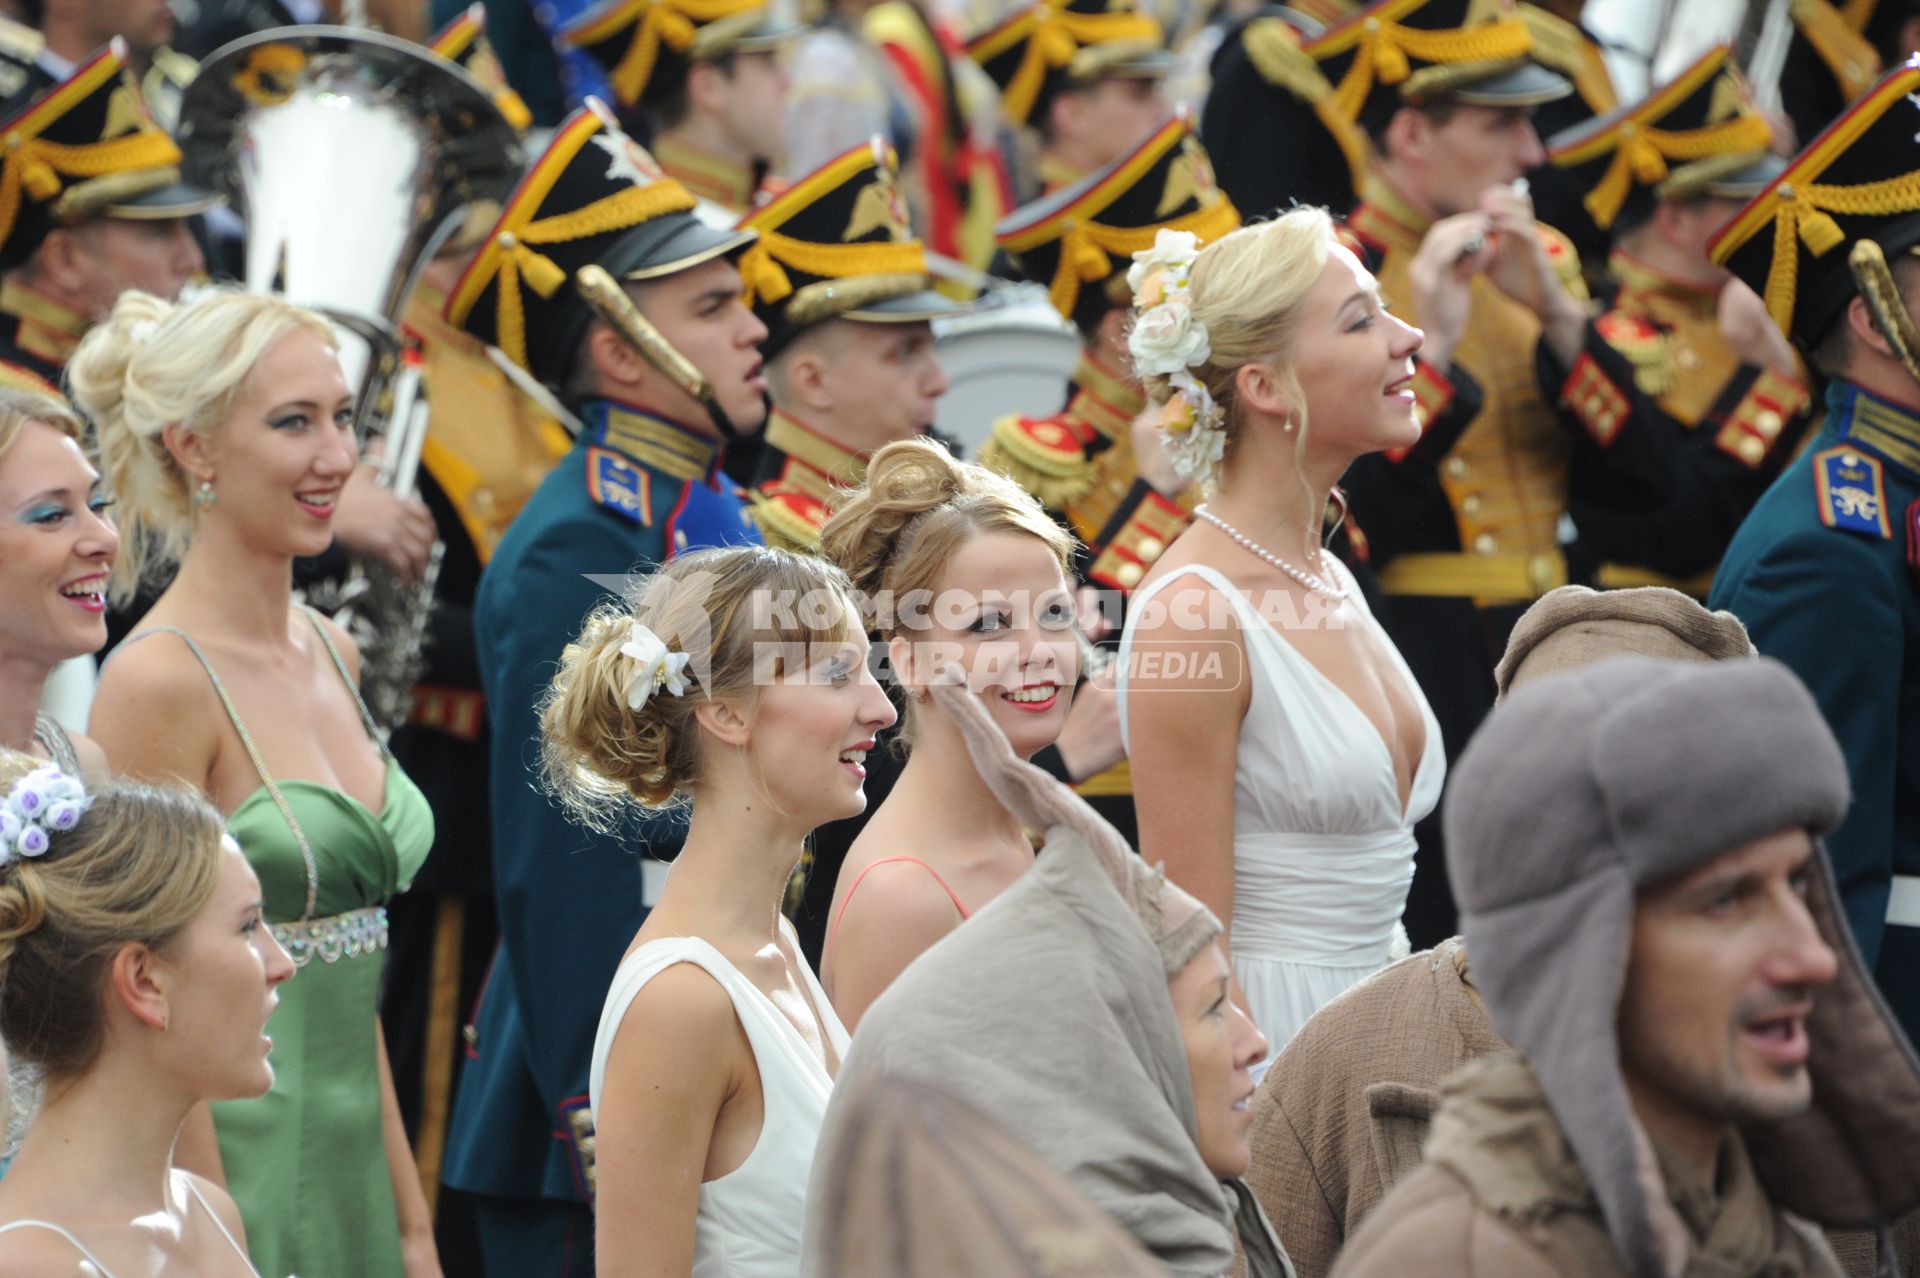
1282;416;1296;433
193;477;216;511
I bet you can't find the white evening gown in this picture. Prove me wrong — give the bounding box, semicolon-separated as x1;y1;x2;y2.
590;922;848;1278
1120;560;1444;1059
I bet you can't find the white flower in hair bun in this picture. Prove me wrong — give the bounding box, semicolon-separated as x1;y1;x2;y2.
1129;228;1226;484
621;623;694;711
128;319;159;346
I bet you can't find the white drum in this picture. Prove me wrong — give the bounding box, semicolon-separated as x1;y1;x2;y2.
932;282;1082;458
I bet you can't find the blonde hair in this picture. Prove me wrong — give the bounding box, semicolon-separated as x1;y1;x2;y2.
0;387;84;463
821;438;1074;743
1139;208;1338;471
0;751;226;1080
542;545;863;828
66;288;339;604
821;438;1072;633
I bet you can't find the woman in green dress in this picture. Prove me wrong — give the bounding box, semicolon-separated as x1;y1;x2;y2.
74;289;441;1278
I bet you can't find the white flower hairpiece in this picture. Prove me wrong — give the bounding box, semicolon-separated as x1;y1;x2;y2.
1128;228;1226;483
128;319;159;347
621;622;693;711
0;764;91;868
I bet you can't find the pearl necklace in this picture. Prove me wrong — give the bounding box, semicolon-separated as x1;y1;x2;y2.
1194;505;1349;600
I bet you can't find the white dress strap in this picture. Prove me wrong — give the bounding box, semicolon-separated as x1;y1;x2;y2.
0;1174;260;1278
0;1218;122;1276
181;1172;260;1274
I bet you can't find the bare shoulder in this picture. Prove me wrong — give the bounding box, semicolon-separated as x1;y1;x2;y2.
178;1171;249;1252
832;852;966;943
616;959;742;1052
89;634;222;782
306;610;362;683
62;731;108;780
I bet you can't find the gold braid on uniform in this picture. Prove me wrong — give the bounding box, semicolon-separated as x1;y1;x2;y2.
1764;171;1920;329
1322;15;1530;125
971;0;1162;125
0;129;179;250
491;182;697;370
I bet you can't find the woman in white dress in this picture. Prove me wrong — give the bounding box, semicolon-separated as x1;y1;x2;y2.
1119;208;1443;1058
0;750;294;1276
544;545;896;1278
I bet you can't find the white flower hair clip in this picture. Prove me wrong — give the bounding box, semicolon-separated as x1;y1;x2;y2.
0;764;91;868
128;319;159;347
621;622;693;711
1128;228;1226;484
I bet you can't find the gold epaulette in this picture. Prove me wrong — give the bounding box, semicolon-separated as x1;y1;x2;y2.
978;413;1096;508
1595;310;1676;396
747;486;829;554
1539;223;1589;302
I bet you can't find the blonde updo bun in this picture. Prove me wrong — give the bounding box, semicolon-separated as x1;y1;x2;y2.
0;751;225;1079
1137;207;1338;460
541;545;863;829
66;288;337;604
820;437;1071;635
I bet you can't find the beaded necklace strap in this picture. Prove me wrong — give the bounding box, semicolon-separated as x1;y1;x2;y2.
130;608;391;925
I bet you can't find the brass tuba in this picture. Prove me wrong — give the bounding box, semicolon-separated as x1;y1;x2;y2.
176;26;525;732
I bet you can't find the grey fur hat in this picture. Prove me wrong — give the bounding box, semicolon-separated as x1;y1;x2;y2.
1446;656;1920;1277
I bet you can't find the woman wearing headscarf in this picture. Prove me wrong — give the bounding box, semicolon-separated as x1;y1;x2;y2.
802;676;1291;1278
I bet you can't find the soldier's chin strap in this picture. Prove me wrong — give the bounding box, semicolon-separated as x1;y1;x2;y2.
1848;240;1920;387
574;265;745;440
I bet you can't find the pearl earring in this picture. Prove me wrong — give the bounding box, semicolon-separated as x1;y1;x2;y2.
193;478;217;511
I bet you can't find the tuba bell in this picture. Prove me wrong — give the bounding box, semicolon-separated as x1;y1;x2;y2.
176;26;525;732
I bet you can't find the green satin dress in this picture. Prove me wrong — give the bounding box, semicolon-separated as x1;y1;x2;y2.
140;613;433;1278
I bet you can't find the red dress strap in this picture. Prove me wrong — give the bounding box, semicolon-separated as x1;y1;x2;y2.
828;855;970;956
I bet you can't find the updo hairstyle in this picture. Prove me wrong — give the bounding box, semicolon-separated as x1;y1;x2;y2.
821;438;1075;743
0;751;226;1079
0;386;84;461
821;437;1072;633
542;545;864;827
66;288;339;604
1137;207;1338;468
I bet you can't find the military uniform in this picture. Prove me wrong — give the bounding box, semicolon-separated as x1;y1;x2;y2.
0;43;219;397
557;0;793;207
728;137;964;956
435;103;762;1274
985;114;1238;843
1708;63;1920;1043
967;0;1179;202
1542;44;1812;591
866;0;1009;273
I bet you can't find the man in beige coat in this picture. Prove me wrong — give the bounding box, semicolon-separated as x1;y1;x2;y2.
1245;586;1752;1278
1331;658;1920;1278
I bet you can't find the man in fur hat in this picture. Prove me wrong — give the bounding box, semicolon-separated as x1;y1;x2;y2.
1333;657;1920;1278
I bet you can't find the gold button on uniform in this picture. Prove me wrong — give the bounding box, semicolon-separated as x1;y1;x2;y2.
1738;436;1766;464
1446;458;1469;479
1754;410;1782;438
1461;494;1482;515
1137;536;1164;561
1473;533;1498;555
1117;562;1144;587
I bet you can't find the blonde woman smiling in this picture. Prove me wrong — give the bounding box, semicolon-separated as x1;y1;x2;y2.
1120;211;1443;1060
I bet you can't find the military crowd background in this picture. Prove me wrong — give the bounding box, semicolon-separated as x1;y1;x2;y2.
0;0;1918;1272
